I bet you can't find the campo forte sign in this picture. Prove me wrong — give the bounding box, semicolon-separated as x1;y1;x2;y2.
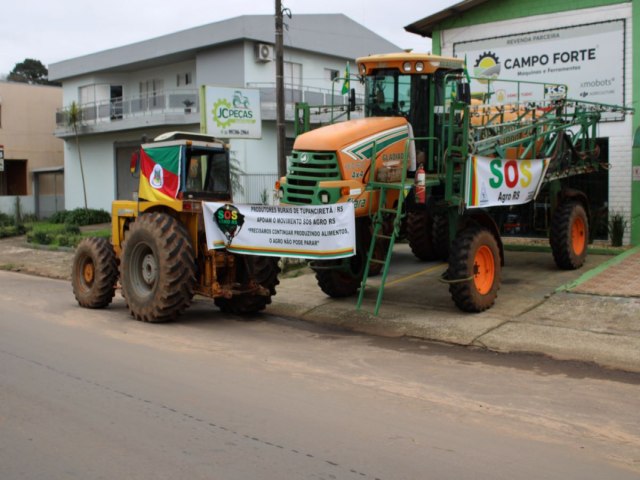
453;20;625;110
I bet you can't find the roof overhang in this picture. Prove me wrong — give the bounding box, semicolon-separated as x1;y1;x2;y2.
404;0;490;38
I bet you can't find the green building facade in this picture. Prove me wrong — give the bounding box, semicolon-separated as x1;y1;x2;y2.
407;0;639;244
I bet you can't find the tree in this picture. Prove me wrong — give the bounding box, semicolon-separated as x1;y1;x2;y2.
67;101;88;210
8;58;59;85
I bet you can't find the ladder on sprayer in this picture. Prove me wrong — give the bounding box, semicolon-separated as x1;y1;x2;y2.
355;146;410;316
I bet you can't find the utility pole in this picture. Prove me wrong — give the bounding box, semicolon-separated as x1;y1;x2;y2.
275;0;286;178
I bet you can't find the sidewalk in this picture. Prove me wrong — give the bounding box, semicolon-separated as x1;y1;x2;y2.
269;244;640;374
1;235;639;373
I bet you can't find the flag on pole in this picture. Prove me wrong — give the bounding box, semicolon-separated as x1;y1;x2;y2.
341;62;350;95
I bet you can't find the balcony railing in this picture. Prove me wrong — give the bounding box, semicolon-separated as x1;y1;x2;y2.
55;83;364;130
55;89;199;127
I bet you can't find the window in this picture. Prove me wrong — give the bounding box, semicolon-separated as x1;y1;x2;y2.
326;69;339;82
177;72;193;87
79;84;110;104
284;62;302;87
184;149;231;199
78;84;115;121
365;71;412;117
140;79;164;108
284;62;302;103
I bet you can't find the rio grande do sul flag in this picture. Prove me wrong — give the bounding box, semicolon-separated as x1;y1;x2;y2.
465;155;550;209
138;146;182;202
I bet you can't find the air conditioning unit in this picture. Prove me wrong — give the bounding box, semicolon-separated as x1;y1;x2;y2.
255;43;273;62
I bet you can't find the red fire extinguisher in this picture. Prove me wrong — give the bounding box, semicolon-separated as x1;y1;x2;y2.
415;163;426;204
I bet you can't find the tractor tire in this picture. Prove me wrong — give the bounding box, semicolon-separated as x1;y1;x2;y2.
432;214;450;260
550;201;589;270
313;219;372;298
313;253;365;298
72;237;118;308
214;255;281;314
120;212;196;323
311;218;376;298
447;226;501;313
406;210;436;261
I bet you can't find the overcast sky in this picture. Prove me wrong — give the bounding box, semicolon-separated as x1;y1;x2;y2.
0;0;459;76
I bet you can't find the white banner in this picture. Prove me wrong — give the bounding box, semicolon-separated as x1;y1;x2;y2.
465;156;550;209
203;202;356;259
454;21;625;108
202;86;262;139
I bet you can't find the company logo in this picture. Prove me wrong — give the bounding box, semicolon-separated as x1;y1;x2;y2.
299;153;309;164
150;164;164;189
474;51;501;83
213;91;256;129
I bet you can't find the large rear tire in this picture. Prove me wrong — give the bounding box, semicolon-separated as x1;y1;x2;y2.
447;227;501;313
550;201;588;270
214;255;280;314
72;237;118;308
406;211;436;261
120;213;196;323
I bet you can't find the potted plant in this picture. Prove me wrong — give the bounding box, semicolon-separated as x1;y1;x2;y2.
608;211;628;247
183;99;195;114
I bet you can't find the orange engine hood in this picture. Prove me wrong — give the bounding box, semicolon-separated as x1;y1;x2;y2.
294;117;408;152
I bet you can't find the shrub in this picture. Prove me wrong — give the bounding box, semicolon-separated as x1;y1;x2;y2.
64;224;82;234
0;225;26;238
0;213;14;227
48;211;68;224
29;230;53;245
49;208;111;226
56;234;82;247
608;211;628;247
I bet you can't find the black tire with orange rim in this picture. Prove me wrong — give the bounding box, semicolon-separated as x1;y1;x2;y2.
550;201;589;270
447;226;501;313
72;237;118;308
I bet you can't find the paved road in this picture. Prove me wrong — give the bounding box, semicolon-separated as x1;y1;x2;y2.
1;271;639;479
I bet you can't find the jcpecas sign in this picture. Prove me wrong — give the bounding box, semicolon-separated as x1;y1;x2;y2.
454;20;625;112
201;85;262;139
202;202;356;259
465;155;550;209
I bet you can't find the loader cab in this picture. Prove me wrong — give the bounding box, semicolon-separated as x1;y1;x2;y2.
182;145;231;201
135;132;232;203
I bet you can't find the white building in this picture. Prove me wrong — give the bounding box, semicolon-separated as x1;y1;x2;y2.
49;14;399;210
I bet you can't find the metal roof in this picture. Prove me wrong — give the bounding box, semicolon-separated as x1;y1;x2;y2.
404;0;490;38
49;14;400;80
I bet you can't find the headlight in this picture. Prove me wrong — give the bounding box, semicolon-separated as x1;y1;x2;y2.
403;61;412;72
416;62;424;72
320;191;330;204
